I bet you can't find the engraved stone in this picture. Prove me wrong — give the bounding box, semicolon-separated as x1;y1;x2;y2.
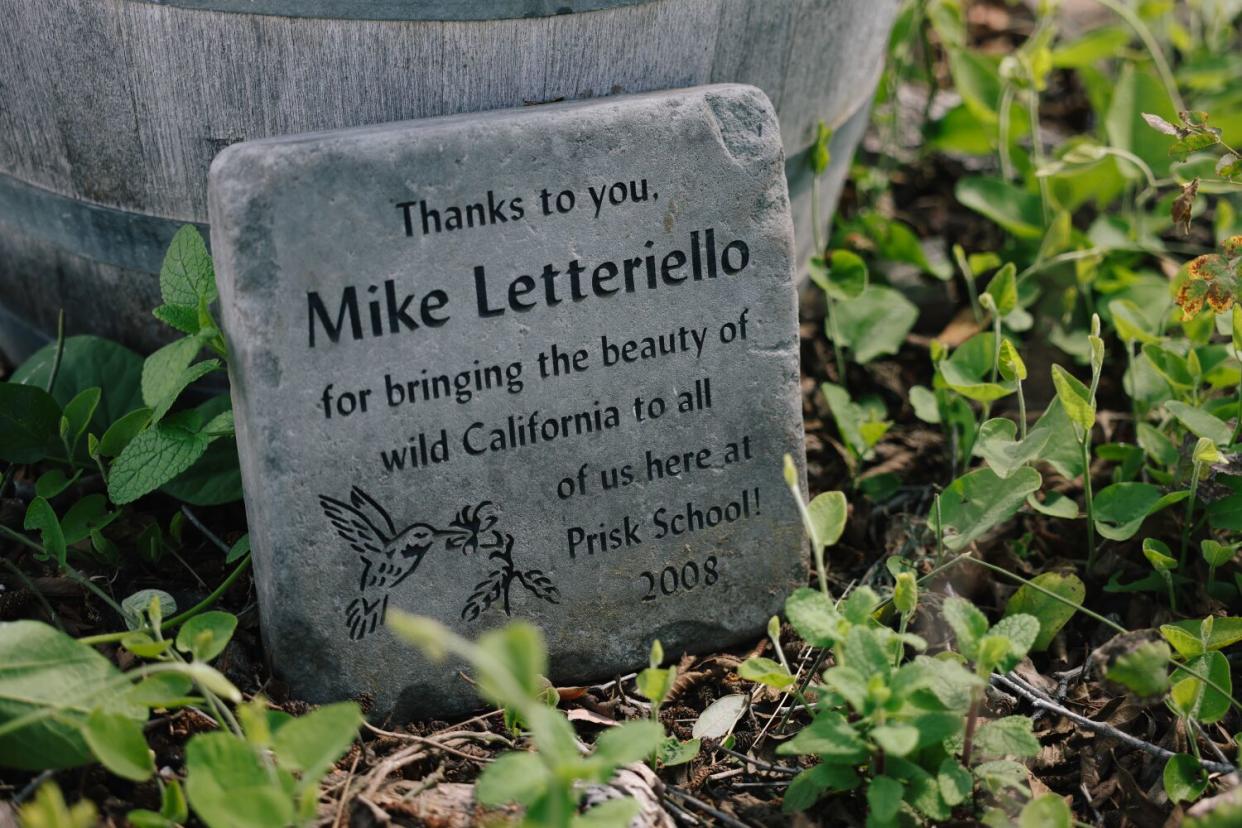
209;84;806;717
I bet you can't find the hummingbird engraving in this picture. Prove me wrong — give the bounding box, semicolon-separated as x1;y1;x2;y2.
318;486;445;640
318;488;560;640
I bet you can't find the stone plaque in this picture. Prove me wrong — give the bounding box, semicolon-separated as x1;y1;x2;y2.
209;84;806;717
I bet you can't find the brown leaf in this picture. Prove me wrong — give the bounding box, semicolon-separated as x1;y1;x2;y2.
1172;177;1199;235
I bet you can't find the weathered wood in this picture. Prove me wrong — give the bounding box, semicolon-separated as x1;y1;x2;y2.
0;0;898;355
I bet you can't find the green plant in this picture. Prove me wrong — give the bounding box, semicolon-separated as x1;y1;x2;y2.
391;612;663;827
0;599;360;827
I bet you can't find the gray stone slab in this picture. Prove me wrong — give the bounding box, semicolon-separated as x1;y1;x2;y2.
209;84;806;718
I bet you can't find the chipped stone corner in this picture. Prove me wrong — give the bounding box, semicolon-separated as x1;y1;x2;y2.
702;84;783;167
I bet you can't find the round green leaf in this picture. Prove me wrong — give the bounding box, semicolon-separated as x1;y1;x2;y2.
82;708;155;781
176;612;238;662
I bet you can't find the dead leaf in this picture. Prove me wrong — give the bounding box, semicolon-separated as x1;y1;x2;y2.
1172;178;1199;236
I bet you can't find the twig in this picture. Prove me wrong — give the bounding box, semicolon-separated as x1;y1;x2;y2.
993;673;1235;774
664;786;755;828
0;558;65;632
332;749;361;828
180;506;232;555
711;744;799;776
363;722;501;763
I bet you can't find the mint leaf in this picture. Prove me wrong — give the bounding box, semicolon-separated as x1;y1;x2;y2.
161;226;217;309
108;419;213;505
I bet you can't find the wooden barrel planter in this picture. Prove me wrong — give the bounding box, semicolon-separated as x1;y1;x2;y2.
0;0;898;359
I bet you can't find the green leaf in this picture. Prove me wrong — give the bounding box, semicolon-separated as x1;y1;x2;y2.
476;751;548;806
972;716;1039;758
1093;483;1186;542
82;708;155;782
807;491;847;548
0;621;144;770
107;416;214;505
956;177;1044;239
785;588;841;647
98;408;153;457
973;418;1051;479
832;285;918;364
150;360;221;425
1165;401;1232;446
1020;793;1071;828
943;597;989;660
61;495;119;547
776;711;868;763
938;758;973;806
985;263;1018;316
739;657;796;690
0;383;61;463
914;655;983;712
176;612;239;663
656;736;701;767
988;614;1040;671
23;497;66;565
927;466;1041;552
271;701;361;785
1164;754;1209;804
121;590;177;631
35;469;80;500
997;339;1027;382
19;783;98;828
226;534;252;564
1005;572;1084;651
820;250;868;300
842;626;891;680
1106;64;1177;180
161;225;218;309
974;759;1030;795
1143;538;1178;572
867;775;904;823
1163;618;1242;654
782;763;859;813
871;725;919;758
1110;299;1159;345
1171;651;1232;724
1026;491;1079;519
1106;638;1171;697
939;333;1014;402
593;720;664;767
141;336;203;409
61;387;101;448
573;798;641;828
1051;365;1095;433
821;382;889;459
12;336;144;434
477;622;548;704
1027;399;1085;479
185;732;294;828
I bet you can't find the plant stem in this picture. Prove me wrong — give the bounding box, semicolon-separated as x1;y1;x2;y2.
823;290;848;385
1082;437;1097;571
1092;0;1186;113
961;688;982;767
0;525;126;620
953;247;983;324
787;478;829;597
1232;344;1242;446
998;84;1016;181
1026;89;1052;226
1016;379;1028;441
45;310;65;394
1181;461;1202;569
1125;342;1143;442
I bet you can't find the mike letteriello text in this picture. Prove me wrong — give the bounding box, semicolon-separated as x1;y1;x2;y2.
304;228;750;347
566;487;763;558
